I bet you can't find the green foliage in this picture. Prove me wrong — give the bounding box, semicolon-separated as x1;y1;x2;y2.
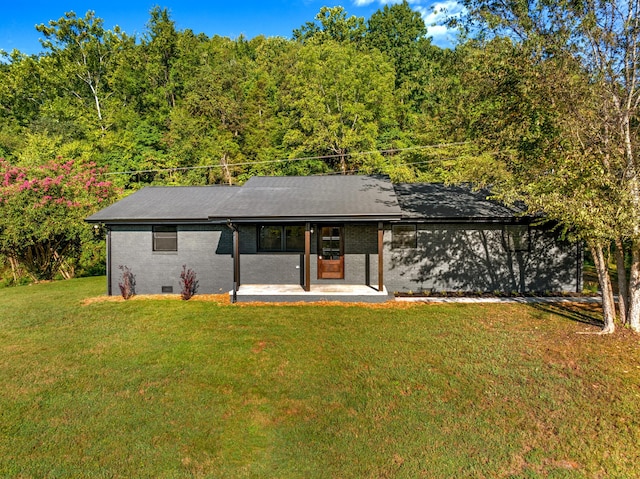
0;6;467;189
0;158;118;281
366;0;431;106
281;41;398;174
293;6;366;45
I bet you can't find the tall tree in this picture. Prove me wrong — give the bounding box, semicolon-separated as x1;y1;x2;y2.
36;11;130;134
281;41;397;174
293;6;366;45
366;1;428;91
141;7;181;117
459;0;640;332
166;36;252;184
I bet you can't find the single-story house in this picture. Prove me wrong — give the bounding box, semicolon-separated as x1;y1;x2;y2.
86;175;582;302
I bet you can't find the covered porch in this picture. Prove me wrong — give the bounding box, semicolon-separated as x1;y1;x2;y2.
216;175;403;303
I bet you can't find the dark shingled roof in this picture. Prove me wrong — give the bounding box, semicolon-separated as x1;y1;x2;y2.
86;186;238;223
214;175;403;222
86;177;527;225
393;183;526;222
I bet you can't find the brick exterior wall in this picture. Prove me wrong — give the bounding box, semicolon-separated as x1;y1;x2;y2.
383;223;581;294
108;224;233;295
106;222;580;295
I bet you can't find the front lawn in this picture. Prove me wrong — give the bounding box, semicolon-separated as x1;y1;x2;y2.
1;277;639;478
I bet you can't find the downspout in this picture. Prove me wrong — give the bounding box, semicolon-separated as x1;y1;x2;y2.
106;226;112;296
227;220;239;303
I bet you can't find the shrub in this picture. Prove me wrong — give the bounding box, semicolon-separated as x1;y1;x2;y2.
180;265;198;300
0;159;118;281
118;265;136;300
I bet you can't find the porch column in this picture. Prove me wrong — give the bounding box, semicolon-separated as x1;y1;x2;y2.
304;222;311;292
233;225;240;289
378;222;384;292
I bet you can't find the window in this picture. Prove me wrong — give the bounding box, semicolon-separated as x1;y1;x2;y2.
504;225;530;253
153;226;177;252
258;225;305;252
392;224;417;249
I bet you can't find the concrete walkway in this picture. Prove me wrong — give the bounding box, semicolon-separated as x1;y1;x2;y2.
395;296;602;304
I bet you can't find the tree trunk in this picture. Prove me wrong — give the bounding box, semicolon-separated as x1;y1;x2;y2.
614;237;629;325
589;241;616;333
220;153;232;185
8;255;20;282
627;241;640;332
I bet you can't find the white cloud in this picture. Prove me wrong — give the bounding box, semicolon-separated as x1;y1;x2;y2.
421;1;466;47
351;0;465;48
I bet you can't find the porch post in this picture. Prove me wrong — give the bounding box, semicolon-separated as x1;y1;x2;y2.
304;222;311;292
233;226;240;289
378;222;384;292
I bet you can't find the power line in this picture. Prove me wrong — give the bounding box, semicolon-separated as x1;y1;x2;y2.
103;142;470;176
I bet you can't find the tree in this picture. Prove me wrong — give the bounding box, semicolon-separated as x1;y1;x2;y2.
36;11;131;134
366;1;429;94
293;6;366;45
281;41;398;174
458;0;640;332
165;36;253;184
0;158;118;281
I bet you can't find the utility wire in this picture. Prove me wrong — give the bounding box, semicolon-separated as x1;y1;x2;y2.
103;142;470;176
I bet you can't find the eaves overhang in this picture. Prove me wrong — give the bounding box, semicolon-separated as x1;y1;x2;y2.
84;218;229;225
392;216;533;224
213;214;403;223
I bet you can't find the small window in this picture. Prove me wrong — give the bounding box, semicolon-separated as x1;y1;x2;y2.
392;224;417;249
504;225;530;253
285;225;305;251
153;226;177;252
258;225;305;252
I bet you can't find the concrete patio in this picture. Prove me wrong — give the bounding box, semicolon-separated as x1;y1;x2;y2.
230;284;392;303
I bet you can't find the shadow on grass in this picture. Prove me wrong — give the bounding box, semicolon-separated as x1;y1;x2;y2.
529;301;604;327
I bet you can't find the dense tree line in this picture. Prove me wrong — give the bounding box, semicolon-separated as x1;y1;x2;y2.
0;3;453;187
1;1;639;334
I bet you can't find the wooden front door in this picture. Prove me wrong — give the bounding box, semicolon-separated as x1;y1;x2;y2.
318;226;344;279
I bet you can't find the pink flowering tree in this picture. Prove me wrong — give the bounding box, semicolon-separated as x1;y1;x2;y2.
0;158;118;281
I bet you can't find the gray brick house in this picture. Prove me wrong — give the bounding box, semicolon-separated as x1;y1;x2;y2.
86;175;581;302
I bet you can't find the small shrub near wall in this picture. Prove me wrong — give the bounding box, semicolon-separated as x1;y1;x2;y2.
180;265;198;300
118;265;136;300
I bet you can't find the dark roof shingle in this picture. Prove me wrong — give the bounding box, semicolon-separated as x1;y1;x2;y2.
394;183;525;221
86;186;238;223
214;175;403;222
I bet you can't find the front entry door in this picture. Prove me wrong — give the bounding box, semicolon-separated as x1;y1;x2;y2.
318;226;344;279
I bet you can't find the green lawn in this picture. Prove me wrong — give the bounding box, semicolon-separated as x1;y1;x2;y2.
1;277;639;478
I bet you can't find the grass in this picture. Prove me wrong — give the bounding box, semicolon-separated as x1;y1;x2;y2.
1;277;640;478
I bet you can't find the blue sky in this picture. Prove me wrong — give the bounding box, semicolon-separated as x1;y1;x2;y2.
0;0;463;55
